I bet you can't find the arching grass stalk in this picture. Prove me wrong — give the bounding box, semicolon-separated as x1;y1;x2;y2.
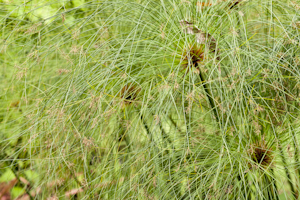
270;168;280;200
236;172;249;199
262;172;279;200
278;142;297;199
118;121;131;152
140;112;173;153
140;114;155;145
168;115;184;134
155;113;174;151
290;124;300;195
63;158;85;189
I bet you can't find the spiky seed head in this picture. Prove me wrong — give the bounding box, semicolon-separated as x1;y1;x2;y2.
121;84;140;105
248;140;273;170
181;44;205;70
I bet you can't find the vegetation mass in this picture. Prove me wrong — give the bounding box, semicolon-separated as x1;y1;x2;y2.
1;0;300;199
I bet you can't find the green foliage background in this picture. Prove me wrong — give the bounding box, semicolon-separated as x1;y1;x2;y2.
1;0;300;199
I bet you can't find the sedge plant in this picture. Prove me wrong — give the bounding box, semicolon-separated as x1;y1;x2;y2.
1;0;300;199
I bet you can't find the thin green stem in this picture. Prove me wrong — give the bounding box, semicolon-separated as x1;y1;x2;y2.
270;168;280;200
156;114;174;151
290;125;300;198
278;143;297;199
198;67;220;123
140;114;155;144
168;115;184;134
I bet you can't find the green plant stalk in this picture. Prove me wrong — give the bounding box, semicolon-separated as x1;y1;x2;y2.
243;173;251;199
278;143;297;199
270;168;280;200
140;114;168;196
284;19;300;194
263;174;272;200
263;173;278;200
156;114;174;151
290;125;300;195
168;115;184;134
237;173;248;199
140;114;155;145
197;64;219;123
245;174;251;200
265;0;270;47
118;120;131;152
70;166;85;188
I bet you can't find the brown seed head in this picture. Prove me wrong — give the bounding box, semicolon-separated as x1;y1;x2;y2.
121;84;140;105
229;0;242;9
181;44;205;69
248;141;273;170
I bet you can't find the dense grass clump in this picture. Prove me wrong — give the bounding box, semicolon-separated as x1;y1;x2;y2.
1;0;300;199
